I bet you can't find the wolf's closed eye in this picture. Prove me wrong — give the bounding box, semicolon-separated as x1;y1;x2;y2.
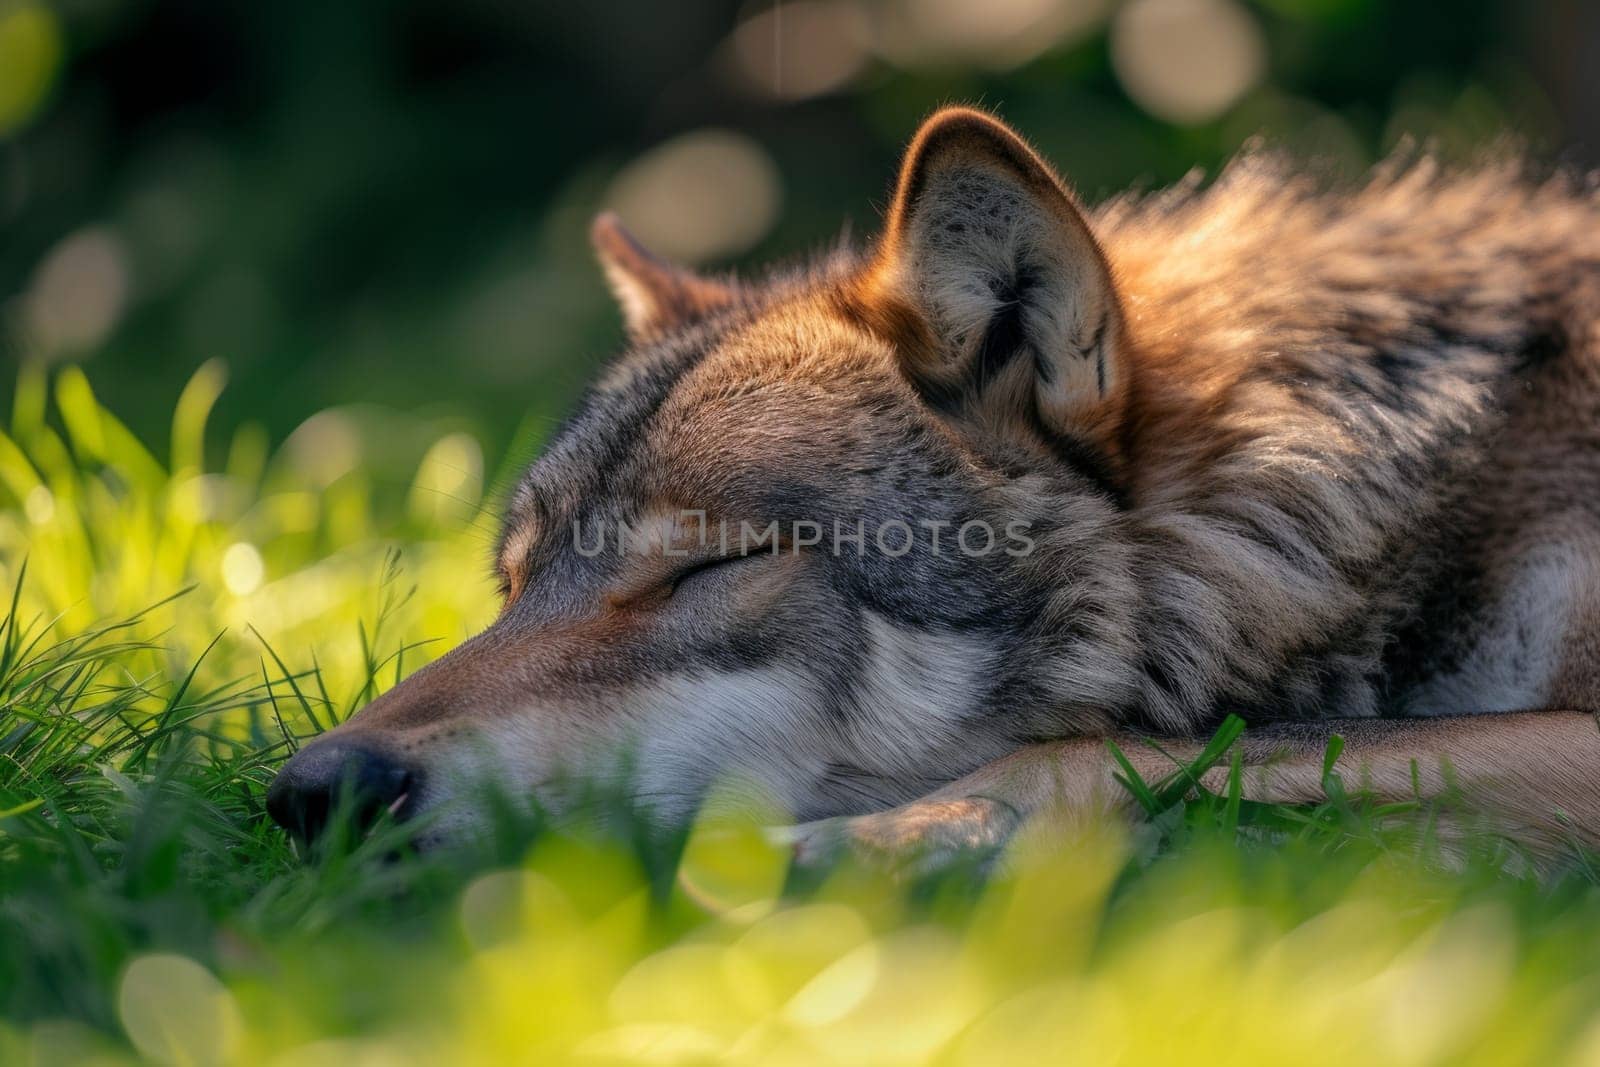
668;552;764;596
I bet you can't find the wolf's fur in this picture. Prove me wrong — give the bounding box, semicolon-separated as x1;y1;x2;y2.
269;108;1600;859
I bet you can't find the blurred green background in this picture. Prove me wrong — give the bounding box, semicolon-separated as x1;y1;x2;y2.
1;0;1596;480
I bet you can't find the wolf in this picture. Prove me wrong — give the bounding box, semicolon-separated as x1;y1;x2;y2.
267;107;1600;864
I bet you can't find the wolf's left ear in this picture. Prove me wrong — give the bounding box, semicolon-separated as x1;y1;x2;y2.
853;109;1126;436
591;213;738;343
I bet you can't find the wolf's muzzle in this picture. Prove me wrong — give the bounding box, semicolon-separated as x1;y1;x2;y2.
266;739;418;847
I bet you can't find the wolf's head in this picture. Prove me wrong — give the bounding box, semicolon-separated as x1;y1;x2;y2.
267;108;1144;846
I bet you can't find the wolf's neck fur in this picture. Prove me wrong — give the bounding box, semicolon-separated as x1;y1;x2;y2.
1027;152;1600;732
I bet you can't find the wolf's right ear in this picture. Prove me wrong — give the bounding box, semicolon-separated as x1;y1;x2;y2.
591;214;738;343
849;109;1127;441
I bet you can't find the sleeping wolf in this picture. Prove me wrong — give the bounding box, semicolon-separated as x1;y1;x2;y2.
267;107;1600;863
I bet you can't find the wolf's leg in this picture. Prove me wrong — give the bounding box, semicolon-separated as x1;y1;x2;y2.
790;711;1600;871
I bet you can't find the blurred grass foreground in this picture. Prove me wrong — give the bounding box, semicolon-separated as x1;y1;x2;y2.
11;373;1600;1065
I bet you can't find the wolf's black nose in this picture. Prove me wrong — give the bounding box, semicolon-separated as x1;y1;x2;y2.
266;739;416;846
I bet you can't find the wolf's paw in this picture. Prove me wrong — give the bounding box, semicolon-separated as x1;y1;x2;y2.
785;795;1022;878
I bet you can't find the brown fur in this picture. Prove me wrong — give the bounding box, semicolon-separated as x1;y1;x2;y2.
270;108;1600;862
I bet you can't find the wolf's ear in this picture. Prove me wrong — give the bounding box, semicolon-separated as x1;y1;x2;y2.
591;213;738;343
854;109;1125;436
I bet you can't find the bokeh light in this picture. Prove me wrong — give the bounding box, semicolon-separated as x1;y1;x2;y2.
117;954;240;1067
604;130;783;265
221;540;265;596
22;484;53;525
873;0;1110;70
407;431;484;528
23;228;130;358
730;1;872;100
0;0;61;137
283;410;362;488
1112;0;1265;125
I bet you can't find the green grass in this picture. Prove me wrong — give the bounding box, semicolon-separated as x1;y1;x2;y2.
8;365;1600;1065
